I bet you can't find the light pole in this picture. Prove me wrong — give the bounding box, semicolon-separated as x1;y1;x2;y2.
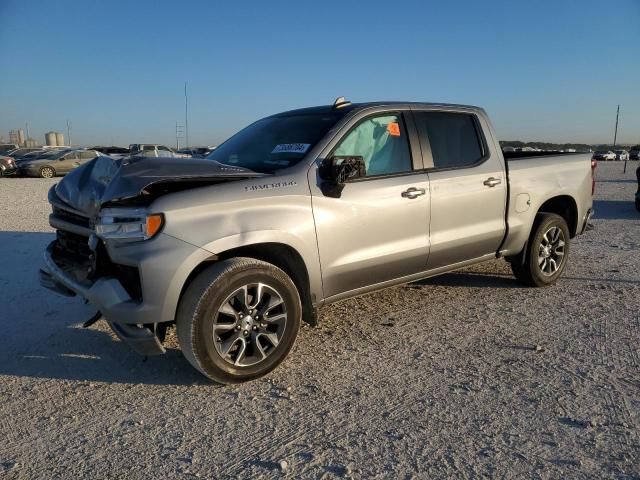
184;82;189;149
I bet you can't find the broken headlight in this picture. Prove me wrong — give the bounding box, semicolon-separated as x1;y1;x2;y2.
95;208;164;242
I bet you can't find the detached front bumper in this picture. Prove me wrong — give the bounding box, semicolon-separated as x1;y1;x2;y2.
40;233;215;355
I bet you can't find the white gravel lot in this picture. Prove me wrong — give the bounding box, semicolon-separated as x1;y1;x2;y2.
0;162;639;479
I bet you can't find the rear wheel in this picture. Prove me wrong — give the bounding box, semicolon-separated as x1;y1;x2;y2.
39;166;55;178
510;213;570;287
176;257;301;384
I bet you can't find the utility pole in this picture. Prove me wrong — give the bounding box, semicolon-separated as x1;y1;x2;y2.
612;104;628;174
613;104;620;148
184;82;189;149
66;120;72;146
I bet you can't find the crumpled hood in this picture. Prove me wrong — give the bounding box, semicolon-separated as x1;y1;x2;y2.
53;155;265;216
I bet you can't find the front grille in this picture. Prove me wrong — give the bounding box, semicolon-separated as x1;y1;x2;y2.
52;206;93;229
51;206;142;302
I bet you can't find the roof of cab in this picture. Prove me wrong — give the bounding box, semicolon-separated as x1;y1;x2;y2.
272;101;483;118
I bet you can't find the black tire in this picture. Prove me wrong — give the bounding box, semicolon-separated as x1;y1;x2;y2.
176;257;301;384
39;166;55;178
635;197;640;212
511;213;570;287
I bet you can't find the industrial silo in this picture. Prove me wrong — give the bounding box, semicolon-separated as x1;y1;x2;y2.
45;131;57;146
55;132;65;146
17;129;25;146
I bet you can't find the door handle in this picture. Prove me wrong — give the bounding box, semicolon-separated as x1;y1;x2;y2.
483;177;502;187
401;187;426;199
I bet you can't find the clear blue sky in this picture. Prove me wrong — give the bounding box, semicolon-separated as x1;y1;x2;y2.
1;0;639;147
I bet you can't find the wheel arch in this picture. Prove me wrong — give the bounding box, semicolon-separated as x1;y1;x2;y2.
177;242;318;326
537;195;579;237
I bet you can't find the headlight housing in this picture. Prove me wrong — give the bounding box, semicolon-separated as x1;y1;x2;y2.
95;208;164;242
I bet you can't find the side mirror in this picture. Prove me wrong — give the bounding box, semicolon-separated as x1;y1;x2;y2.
319;156;366;197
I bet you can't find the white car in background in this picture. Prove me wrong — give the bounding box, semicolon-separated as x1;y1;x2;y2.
614;150;629;161
129;144;191;158
593;150;616;161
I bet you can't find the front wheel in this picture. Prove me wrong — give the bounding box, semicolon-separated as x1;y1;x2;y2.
176;257;301;384
510;213;570;287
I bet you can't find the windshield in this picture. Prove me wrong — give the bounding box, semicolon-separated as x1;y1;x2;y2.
206;112;345;173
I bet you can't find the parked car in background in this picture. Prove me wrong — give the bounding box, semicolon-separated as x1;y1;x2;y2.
5;147;42;159
593;150;616;161
629;147;640;161
615;150;629;161
129;144;190;158
0;155;18;176
15;150;49;162
18;148;100;178
177;146;216;158
0;144;19;155
90;146;131;160
90;146;131;156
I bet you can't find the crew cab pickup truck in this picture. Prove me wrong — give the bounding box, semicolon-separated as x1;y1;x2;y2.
40;99;594;383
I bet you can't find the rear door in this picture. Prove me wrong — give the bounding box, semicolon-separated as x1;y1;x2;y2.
309;110;431;299
412;109;507;269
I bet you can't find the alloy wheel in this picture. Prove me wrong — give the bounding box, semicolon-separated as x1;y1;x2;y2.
213;283;287;367
538;226;565;276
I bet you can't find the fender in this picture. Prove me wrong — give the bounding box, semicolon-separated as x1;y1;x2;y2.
200;229;324;304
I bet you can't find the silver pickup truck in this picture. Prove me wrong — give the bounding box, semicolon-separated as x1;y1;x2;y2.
41;99;594;383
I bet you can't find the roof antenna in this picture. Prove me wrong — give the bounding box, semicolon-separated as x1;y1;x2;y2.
333;96;352;109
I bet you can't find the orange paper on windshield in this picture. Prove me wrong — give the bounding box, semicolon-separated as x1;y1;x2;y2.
387;122;400;136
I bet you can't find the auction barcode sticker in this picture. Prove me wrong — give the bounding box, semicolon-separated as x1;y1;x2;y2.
271;143;311;154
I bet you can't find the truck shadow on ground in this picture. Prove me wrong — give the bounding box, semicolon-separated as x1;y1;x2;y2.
5;326;211;386
409;270;522;289
592;199;638;220
596;178;637;184
413;269;640;288
0;230;212;386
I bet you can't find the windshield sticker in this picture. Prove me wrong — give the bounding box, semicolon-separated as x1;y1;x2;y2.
387;122;400;137
271;143;311;154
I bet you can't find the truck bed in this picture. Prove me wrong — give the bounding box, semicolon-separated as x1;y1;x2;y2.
501;152;594;255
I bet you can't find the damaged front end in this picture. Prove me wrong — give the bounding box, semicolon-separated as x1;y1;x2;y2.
40;155;263;355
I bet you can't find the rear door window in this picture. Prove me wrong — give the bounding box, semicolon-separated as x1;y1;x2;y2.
414;112;484;169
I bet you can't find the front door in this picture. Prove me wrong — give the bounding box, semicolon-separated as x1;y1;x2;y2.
310;112;430;299
58;151;79;173
413;110;507;269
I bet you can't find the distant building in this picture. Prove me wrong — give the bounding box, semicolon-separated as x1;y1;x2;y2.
9;129;26;146
45;131;57;146
9;130;19;145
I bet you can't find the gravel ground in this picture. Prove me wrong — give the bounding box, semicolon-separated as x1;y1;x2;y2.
0;162;639;479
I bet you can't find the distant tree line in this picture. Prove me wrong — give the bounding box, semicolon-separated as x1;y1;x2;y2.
500;141;640;152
